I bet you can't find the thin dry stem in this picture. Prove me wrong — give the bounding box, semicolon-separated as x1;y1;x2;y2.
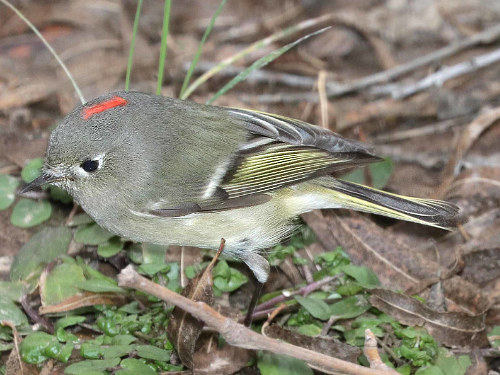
118;266;395;375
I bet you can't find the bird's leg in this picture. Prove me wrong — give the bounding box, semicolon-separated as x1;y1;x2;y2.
243;278;264;326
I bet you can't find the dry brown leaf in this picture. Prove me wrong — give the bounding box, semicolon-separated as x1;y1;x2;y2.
464;349;488;375
302;210;441;290
436;106;500;198
446;167;500;220
167;241;224;369
191;333;252;375
263;324;360;363
39;291;127;314
370;288;488;348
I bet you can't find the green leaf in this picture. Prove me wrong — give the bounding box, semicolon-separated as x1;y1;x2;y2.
67;213;94;226
369;158;393;189
49;186;72;203
294;295;331;320
19;332;58;364
21;158;44;183
10;226;72;281
415;366;445;375
0;296;28;327
433;348;471;375
0;281;25;301
64;358;121;375
340;168;364;185
78;279;124;293
11;198;52;228
0;342;13;352
0;174;19;210
56;327;77;343
112;334;137;345
397;364;412;375
488;325;500;347
119;358;156;375
42;262;86;305
135;344;171;361
207;27;330;104
340;158;393;190
101;345;134;359
97;237;124;258
184;262;209;279
213;260;248;292
342;264;380;288
75;223;115;245
297;324;322;337
55;315;86;331
329;295;371;319
257;352;313;375
138;263;170;276
80;343;104;359
142;243;167;264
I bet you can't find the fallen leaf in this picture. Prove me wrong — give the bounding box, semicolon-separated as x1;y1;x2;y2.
39;291;127;314
192;333;252;375
369;288;488;348
167;241;224;369
263;324;360;363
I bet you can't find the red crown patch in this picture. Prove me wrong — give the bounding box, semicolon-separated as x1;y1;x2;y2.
82;96;128;119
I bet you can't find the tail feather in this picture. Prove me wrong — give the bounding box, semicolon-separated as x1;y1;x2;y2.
318;179;459;230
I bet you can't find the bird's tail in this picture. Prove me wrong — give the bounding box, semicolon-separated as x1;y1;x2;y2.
315;178;459;230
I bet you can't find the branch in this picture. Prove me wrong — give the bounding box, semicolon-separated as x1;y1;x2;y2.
375;48;500;99
118;265;394;375
241;23;500;103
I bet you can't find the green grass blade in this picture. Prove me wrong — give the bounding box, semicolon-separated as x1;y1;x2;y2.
125;0;143;91
157;0;172;95
207;27;330;105
179;0;226;99
0;0;85;104
181;13;334;100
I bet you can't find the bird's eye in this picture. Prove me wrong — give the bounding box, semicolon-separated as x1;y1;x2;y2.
80;159;99;172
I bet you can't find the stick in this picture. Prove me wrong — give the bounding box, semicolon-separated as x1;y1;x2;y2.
118;266;394;375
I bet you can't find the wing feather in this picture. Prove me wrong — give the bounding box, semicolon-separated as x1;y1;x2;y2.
149;103;382;217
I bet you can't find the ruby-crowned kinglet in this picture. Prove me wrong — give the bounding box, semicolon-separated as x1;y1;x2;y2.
23;91;458;283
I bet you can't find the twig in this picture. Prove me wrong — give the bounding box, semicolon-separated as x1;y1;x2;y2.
20;295;53;333
381;48;500;99
321;315;337;336
118;266;394;375
242;23;500;103
318;70;329;130
346;22;500;97
364;329;400;374
375;336;404;367
371;116;470;143
261;304;287;334
180;12;338;99
435;105;500;198
183;61;342;90
254;275;338;313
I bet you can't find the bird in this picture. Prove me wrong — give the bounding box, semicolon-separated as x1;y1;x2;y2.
23;91;458;285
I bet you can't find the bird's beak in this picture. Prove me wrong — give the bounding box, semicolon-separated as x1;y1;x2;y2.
20;172;61;194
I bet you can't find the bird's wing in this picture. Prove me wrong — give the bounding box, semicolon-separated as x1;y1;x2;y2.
217;108;381;199
149;106;381;218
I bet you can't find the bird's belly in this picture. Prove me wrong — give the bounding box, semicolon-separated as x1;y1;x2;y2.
97;200;296;259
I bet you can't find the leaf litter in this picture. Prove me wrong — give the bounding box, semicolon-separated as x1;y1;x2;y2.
1;0;500;374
